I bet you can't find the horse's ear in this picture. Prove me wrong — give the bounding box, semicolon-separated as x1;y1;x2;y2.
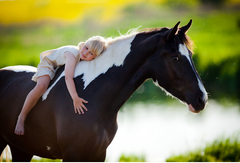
179;19;192;34
167;21;180;40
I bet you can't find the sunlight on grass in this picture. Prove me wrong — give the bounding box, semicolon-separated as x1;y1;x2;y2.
119;154;146;162
166;135;240;162
0;0;166;25
190;12;240;69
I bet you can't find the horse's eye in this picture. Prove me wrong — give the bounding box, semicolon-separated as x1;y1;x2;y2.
172;56;179;61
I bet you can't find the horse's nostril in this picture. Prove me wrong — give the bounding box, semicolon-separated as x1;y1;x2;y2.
197;95;205;106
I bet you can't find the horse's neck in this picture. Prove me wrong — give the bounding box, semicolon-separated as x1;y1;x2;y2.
98;34;155;114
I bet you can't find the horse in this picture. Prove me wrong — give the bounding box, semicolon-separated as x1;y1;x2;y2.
0;20;208;161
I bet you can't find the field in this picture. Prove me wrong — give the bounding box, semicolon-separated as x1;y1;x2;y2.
166;135;240;162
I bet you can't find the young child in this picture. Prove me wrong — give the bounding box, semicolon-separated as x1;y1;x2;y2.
14;36;108;135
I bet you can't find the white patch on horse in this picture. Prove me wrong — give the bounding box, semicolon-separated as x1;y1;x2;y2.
46;146;51;150
2;65;37;73
42;35;136;101
179;44;208;102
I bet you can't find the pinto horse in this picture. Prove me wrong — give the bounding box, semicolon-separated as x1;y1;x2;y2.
0;20;207;161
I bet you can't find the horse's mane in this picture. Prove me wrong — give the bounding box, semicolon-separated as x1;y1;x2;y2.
178;29;194;53
139;27;194;53
104;25;194;53
139;27;168;34
105;27;140;46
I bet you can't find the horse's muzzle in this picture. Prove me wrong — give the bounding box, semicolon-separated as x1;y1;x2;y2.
188;104;200;113
188;94;207;113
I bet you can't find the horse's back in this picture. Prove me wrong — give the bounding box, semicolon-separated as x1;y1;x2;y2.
0;66;36;127
0;65;36;92
0;66;36;112
0;66;35;105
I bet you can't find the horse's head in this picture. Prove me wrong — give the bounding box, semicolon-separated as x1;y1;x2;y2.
145;20;207;113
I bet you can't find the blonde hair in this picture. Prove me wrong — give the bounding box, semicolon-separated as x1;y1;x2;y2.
78;36;107;56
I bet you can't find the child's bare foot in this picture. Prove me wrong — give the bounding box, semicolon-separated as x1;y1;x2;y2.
14;118;25;135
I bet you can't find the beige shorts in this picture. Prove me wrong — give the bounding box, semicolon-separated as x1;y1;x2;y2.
32;57;57;82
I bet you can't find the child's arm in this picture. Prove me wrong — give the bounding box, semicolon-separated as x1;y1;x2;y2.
64;51;88;114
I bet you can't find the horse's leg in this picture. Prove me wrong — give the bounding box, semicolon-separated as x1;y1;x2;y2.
9;145;33;162
0;136;7;156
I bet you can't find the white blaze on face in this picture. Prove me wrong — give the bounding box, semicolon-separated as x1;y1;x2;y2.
42;35;136;100
179;44;208;103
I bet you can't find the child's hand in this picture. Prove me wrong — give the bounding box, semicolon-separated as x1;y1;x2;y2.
73;97;88;114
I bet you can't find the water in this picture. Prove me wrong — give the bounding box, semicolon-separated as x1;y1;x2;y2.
106;100;240;162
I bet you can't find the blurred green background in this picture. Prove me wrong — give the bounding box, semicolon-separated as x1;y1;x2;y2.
0;0;240;161
0;0;240;104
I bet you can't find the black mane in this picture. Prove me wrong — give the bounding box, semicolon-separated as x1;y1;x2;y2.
178;30;194;52
139;27;194;52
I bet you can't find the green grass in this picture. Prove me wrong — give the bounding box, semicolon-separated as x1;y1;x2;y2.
189;12;240;69
0;158;62;162
166;135;240;162
31;158;62;162
119;154;146;162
